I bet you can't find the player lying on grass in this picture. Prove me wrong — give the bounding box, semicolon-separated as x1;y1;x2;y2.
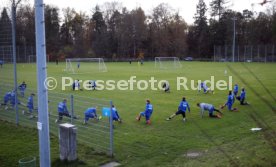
221;91;238;111
55;99;77;123
136;99;153;125
198;81;213;94
236;88;249;105
197;103;222;118
22;93;36;118
111;105;122;123
166;97;190;122
18;81;27;97
162;81;170;93
83;107;102;124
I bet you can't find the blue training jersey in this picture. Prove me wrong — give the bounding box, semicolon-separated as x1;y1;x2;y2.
10;92;19;105
234;85;238;93
145;103;153;115
27;96;34;108
112;107;119;119
58;102;68;113
85;108;96;115
178;101;190;112
240;90;246;99
4;92;11;101
19;83;27;91
227;95;233;104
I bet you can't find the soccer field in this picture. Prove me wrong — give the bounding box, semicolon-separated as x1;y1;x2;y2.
1;61;276;166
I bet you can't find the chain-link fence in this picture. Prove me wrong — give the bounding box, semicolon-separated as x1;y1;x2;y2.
0;82;114;156
214;45;276;62
0;45;36;63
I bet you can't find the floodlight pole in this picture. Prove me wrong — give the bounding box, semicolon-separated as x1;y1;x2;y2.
34;0;51;166
11;0;19;125
232;16;237;62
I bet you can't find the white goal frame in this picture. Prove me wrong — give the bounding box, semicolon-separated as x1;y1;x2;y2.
155;57;182;69
65;58;107;74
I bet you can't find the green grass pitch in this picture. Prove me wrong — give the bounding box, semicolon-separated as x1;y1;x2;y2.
0;61;276;166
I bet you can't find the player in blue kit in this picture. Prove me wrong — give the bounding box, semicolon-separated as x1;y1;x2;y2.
136;99;153;125
233;84;239;96
166;97;190;122
198;81;213;94
83;107;102;124
55;99;77;123
10;91;21;109
0;60;3;68
22;93;36;118
221;91;238;111
111;105;122;123
18;81;27;97
236;88;249;105
1;91;12;110
77;61;80;69
197;103;222;118
1;91;11;105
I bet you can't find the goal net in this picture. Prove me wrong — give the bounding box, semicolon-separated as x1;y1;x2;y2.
155;57;182;69
65;58;107;74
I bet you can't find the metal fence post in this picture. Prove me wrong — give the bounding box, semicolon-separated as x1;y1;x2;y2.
265;45;267;63
251;45;253;62
11;3;19;125
213;45;215;62
258;45;260;62
237;45;240;62
109;100;114;157
273;45;275;63
71;94;74;124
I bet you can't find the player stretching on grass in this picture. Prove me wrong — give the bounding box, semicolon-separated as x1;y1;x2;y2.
83;107;102;124
22;93;35;118
236;88;249;105
136;99;153;125
166;97;190;122
112;105;122;123
55;99;77;123
1;91;13;110
198;81;213;94
197;103;222;118
162;81;170;93
221;91;238;111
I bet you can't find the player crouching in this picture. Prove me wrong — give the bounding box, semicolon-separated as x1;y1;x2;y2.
136;99;153;125
220;91;238;111
55;99;77;123
83;107;102;124
197;103;223;118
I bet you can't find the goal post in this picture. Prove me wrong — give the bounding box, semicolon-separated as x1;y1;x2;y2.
65;58;107;74
155;57;182;69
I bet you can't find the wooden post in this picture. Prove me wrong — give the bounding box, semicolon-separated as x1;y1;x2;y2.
59;123;77;161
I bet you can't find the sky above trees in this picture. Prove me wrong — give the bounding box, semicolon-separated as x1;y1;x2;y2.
2;0;272;24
